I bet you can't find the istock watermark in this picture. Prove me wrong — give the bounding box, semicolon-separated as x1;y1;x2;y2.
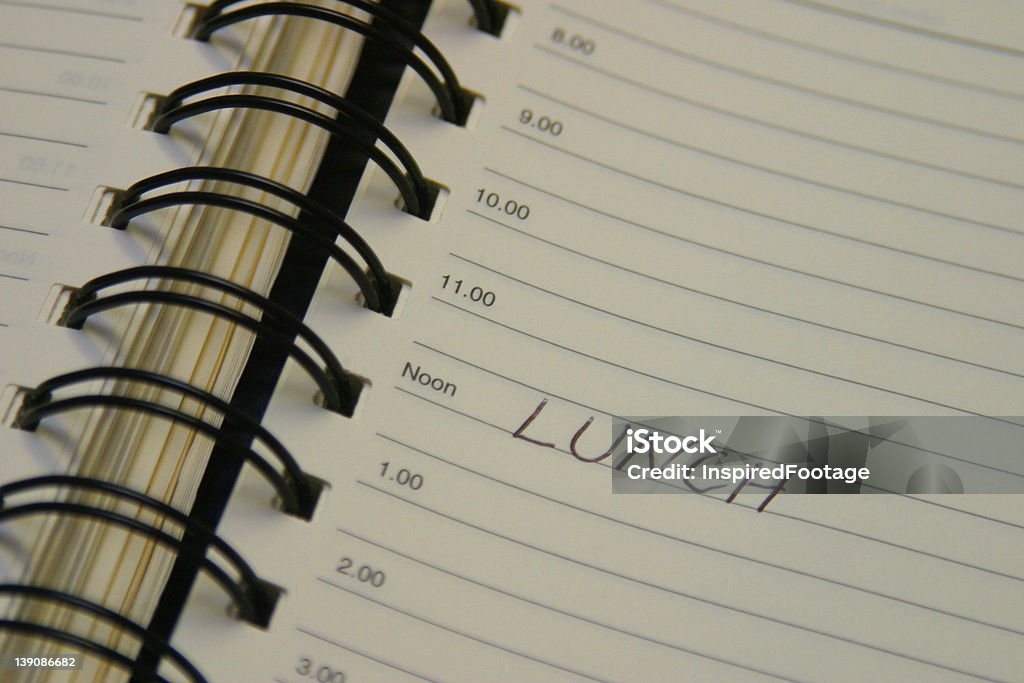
611;416;1022;510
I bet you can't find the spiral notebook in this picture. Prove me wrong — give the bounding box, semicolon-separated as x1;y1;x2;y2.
1;0;1023;681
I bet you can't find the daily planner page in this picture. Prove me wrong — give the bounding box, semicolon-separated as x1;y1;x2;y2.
175;1;1024;681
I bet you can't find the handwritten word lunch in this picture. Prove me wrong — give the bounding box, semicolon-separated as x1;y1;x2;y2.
510;400;871;512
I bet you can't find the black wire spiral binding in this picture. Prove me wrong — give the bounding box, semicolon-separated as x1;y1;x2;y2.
116;165;395;311
197;0;470;122
15;392;302;520
108;184;386;302
18;369;319;518
191;2;472;124
1;2;482;678
0;500;274;626
0;583;206;682
0;476;267;592
151;72;433;218
151;102;427;217
0;477;275;633
60;267;359;414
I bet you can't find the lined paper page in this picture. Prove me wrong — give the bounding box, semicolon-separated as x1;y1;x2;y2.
0;7;299;679
0;1;147;345
0;0;271;385
176;1;1024;681
0;0;286;492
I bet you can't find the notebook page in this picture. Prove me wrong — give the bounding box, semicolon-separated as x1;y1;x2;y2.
1;2;185;336
0;3;323;676
0;0;314;479
176;1;1024;681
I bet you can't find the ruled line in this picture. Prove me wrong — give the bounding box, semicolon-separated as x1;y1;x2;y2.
854;483;1024;532
444;250;1020;419
646;0;1024;101
0;41;124;63
775;0;1024;57
318;577;614;682
518;83;1024;252
297;627;440;682
378;405;1024;637
398;388;1024;609
407;335;1024;532
533;46;1022;191
0;0;143;21
381;415;1024;556
0;224;49;236
0;130;87;148
351;485;804;682
392;382;1024;531
0;85;105;105
550;4;1024;145
477;171;1024;380
430;291;1024;468
0;177;69;192
486;139;1024;332
410;330;1024;509
0;271;30;282
337;527;810;671
340;501;1009;682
